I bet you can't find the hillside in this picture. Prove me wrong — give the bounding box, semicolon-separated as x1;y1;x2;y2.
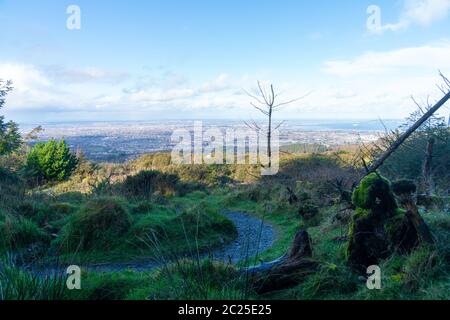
1;140;449;300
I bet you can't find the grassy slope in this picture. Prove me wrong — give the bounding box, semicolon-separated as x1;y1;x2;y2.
1;151;449;300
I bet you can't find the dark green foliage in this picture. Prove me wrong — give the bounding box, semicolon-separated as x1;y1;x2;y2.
347;174;419;272
352;173;397;212
298;201;319;219
33;202;78;232
0;119;21;156
392;180;417;196
379;127;450;193
0;214;50;254
25;139;78;182
0;79;21;156
0;167;25;209
120;170;181;197
135;259;242;300
0;260;68;300
295;263;359;299
59;198;132;252
69;271;145;300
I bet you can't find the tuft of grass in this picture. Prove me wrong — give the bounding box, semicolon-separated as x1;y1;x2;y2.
128;259;249;300
57;197;132;253
0;214;50;254
0;259;67;300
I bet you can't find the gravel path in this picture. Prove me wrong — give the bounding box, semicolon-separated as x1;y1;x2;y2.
210;210;275;264
27;211;276;275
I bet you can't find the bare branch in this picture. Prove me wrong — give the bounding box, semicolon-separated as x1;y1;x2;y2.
270;84;275;106
273;120;286;131
257;81;271;106
273;91;312;109
250;102;269;116
242;88;266;106
439;70;450;90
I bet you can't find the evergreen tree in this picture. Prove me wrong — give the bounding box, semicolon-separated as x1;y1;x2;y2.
0;79;21;156
26;139;78;182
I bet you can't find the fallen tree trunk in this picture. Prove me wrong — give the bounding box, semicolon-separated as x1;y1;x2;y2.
361;90;450;182
243;230;318;294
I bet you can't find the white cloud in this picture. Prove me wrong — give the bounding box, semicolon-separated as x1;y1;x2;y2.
404;0;450;26
323;43;450;76
314;43;450;119
198;74;231;93
2;45;450;122
0;62;249;116
374;0;450;33
44;66;129;84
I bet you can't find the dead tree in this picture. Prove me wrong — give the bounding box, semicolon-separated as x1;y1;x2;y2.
423;136;435;196
244;81;309;168
354;74;450;245
360;74;450;182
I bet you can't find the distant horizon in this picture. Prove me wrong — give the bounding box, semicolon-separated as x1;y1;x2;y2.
2;1;450;122
17;118;405;125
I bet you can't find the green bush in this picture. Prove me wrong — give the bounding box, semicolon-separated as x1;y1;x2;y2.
0;168;25;210
392;180;417;197
0;215;50;253
120;170;181;197
0;79;21;156
25;139;78;183
59;198;132;252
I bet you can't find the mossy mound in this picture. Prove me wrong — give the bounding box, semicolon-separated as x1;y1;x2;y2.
59;198;132;252
0;214;50;254
351;173;397;212
347;174;419;272
119;170;183;197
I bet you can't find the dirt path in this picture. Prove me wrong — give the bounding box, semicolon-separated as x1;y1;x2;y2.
30;210;276;274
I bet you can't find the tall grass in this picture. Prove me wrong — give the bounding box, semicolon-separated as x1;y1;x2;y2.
0;257;67;300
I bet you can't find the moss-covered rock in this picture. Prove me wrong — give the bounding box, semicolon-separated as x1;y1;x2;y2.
347;174;419;272
351;173;397;212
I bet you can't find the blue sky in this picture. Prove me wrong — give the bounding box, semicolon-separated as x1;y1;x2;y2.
1;0;450;122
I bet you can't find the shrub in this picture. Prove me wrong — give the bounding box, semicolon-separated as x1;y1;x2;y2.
59;198;132;252
25;139;78;183
120;170;181;197
392;180;417;197
34;202;77;231
298;201;319;219
0;79;21;156
0;215;50;253
0;168;24;209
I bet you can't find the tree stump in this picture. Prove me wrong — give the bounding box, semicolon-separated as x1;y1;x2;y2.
244;230;318;294
346;174;420;273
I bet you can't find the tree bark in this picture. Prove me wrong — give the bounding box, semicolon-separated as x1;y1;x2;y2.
422;137;435;196
404;201;434;244
360;91;450;183
267;108;272;168
244;230;318;293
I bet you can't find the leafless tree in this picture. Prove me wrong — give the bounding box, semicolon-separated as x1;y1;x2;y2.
355;72;450;185
244;81;309;168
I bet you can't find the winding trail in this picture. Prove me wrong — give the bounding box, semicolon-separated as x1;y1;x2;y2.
30;211;276;274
